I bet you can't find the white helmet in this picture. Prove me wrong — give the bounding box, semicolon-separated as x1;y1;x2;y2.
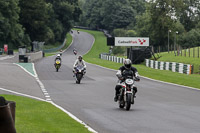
57;54;61;57
124;59;132;69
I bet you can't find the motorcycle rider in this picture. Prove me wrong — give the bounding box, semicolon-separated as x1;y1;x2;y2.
73;48;77;55
54;54;62;64
114;59;140;102
73;55;86;77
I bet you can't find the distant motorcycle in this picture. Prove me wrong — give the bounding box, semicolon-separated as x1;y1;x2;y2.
74;65;85;84
73;50;77;55
118;76;137;111
55;59;61;72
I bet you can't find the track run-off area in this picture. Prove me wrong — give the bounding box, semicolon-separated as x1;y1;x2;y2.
1;31;200;133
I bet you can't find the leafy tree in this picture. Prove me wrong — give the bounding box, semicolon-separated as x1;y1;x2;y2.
0;0;28;48
19;0;50;42
178;0;200;31
46;0;82;41
126;30;137;37
128;0;146;15
81;0;135;31
179;29;200;47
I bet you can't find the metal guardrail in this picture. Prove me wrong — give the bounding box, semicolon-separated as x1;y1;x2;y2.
43;39;66;53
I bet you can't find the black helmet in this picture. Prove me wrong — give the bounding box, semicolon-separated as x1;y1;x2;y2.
124;59;132;69
78;55;82;61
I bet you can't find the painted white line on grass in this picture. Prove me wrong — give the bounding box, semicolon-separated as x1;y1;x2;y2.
0;87;46;102
0;87;98;133
50;101;98;133
0;87;97;132
86;62;200;91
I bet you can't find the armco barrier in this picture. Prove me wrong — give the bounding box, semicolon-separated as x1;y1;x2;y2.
43;39;66;53
145;59;192;75
100;54;125;64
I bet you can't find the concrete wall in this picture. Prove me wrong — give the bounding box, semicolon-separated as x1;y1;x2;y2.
26;51;43;62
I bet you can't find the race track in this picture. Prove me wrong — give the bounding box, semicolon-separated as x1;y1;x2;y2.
35;31;200;133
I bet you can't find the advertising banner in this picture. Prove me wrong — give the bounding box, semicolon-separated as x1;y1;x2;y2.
115;37;149;46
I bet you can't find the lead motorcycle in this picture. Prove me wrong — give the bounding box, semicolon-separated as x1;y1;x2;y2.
55;59;61;72
118;75;138;111
74;65;85;84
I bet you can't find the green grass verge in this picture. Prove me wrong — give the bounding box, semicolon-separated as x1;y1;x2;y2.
75;28;200;89
1;94;90;133
156;49;200;73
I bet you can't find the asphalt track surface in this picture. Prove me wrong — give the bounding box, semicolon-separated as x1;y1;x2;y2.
0;55;45;99
35;31;200;133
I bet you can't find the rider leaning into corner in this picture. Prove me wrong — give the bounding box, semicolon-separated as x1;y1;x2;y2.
114;59;140;102
73;55;86;76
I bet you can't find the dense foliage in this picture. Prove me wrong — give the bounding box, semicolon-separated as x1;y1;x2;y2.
1;0;200;50
79;0;200;49
0;0;81;49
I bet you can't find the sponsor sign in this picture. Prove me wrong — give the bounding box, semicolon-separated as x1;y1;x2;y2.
115;37;149;46
4;44;8;52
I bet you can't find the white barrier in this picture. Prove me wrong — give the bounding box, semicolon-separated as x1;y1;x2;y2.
145;59;192;75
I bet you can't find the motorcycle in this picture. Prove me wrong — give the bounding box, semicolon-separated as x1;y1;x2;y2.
73;50;77;55
55;59;61;72
74;65;85;84
118;76;137;111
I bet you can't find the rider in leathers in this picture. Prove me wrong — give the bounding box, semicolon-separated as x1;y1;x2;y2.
73;55;86;76
54;54;62;66
114;59;140;102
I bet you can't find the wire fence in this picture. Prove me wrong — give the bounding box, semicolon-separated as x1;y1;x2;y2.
152;45;200;58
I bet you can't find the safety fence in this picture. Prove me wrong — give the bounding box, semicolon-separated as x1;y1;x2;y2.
100;54;125;64
100;54;193;75
145;59;193;75
43;39;66;53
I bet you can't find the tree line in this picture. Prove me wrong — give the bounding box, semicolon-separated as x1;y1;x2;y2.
1;0;200;50
0;0;81;49
78;0;200;50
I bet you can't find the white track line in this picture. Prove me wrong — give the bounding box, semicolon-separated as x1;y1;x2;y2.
0;87;46;102
14;62;98;133
0;87;97;132
0;55;15;60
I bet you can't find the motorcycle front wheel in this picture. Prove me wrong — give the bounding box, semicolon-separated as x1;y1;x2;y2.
76;73;83;84
125;93;132;111
56;65;59;72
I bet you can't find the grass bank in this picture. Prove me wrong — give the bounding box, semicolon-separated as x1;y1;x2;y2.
1;94;90;133
156;50;200;73
76;28;200;89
